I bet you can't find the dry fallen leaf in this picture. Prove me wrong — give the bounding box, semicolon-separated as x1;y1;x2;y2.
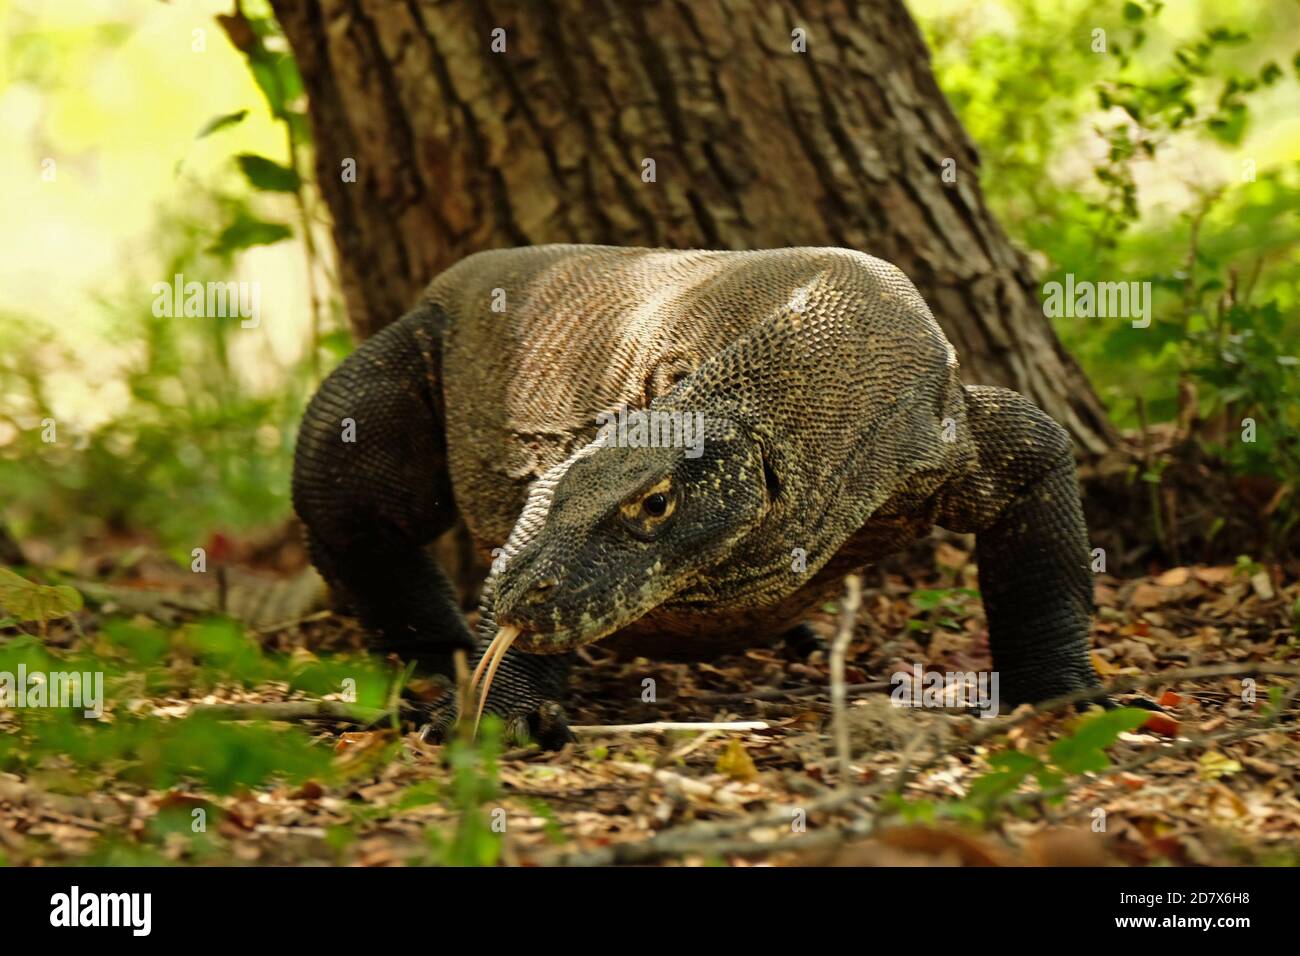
1249;571;1275;601
714;738;758;782
1025;828;1116;867
875;825;1009;867
1193;566;1236;586
1142;713;1181;737
1154;567;1190;587
1129;583;1170;609
933;542;969;571
1091;651;1123;676
1198;751;1243;780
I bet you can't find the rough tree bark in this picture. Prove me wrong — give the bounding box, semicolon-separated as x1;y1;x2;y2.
270;0;1115;455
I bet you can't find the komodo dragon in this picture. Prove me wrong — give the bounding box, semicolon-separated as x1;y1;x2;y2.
292;245;1100;746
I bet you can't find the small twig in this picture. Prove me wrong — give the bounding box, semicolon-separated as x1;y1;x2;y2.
692;680;891;704
1135;396;1169;556
452;648;471;742
216;565;229;615
388;659;418;732
830;573;864;785
568;721;768;735
538;787;862;866
0;774;123;827
889;726;934;797
253;609;334;636
188;700;387;724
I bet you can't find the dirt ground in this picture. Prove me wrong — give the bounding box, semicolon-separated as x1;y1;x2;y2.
3;538;1299;867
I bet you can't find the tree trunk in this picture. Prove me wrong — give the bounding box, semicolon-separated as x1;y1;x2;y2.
271;0;1115;455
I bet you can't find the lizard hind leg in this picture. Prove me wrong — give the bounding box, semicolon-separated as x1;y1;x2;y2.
291;304;473;675
781;621;828;659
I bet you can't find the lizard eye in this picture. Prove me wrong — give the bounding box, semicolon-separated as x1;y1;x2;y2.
618;479;676;539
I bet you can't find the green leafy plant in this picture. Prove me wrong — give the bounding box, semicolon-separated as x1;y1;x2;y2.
425;720;505;866
919;0;1300;549
908;587;980;639
0;569;83;633
891;707;1151;825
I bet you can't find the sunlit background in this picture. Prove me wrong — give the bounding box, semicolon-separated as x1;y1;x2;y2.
1;0;1297;559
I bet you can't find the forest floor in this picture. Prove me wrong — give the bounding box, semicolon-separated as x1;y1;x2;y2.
2;537;1299;867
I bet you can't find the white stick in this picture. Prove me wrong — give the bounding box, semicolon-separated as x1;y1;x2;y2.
568;721;769;734
830;573;864;785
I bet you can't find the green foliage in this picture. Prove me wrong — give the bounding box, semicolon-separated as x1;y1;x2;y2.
0;569;83;626
0;609;521;864
1048;707;1152;772
0;195;317;555
213;4;310;243
0;2;337;558
425;722;505;866
235;153;302;193
918;0;1300;541
0;617;395;794
907;587;980;637
196;109;249;139
891;707;1151;825
209;209;293;255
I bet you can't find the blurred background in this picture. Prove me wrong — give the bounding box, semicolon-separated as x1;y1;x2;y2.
1;0;1295;567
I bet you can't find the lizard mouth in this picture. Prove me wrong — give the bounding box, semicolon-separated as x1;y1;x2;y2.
497;617;625;655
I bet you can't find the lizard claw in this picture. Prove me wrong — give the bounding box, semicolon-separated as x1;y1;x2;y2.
1098;694;1166;714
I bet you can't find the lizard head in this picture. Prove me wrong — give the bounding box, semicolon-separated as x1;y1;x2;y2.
493;414;769;652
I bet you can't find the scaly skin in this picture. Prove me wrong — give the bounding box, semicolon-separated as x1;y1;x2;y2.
292;245;1101;745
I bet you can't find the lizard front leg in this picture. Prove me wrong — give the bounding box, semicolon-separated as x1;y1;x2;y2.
292;305;474;674
936;385;1100;705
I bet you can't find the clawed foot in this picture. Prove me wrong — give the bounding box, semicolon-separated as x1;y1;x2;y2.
1099;694;1166;714
415;695;574;750
781;621;826;659
1000;675;1167;716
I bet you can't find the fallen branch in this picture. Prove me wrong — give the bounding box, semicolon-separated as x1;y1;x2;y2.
568;720;768;735
1028;661;1300;713
692;680;891;704
904;671;1300;822
188;700;387;724
253;609;335;636
538;788;862;866
0;774;124;827
76;581;210;619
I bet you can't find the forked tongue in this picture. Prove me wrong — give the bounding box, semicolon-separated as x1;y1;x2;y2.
468;625;520;736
